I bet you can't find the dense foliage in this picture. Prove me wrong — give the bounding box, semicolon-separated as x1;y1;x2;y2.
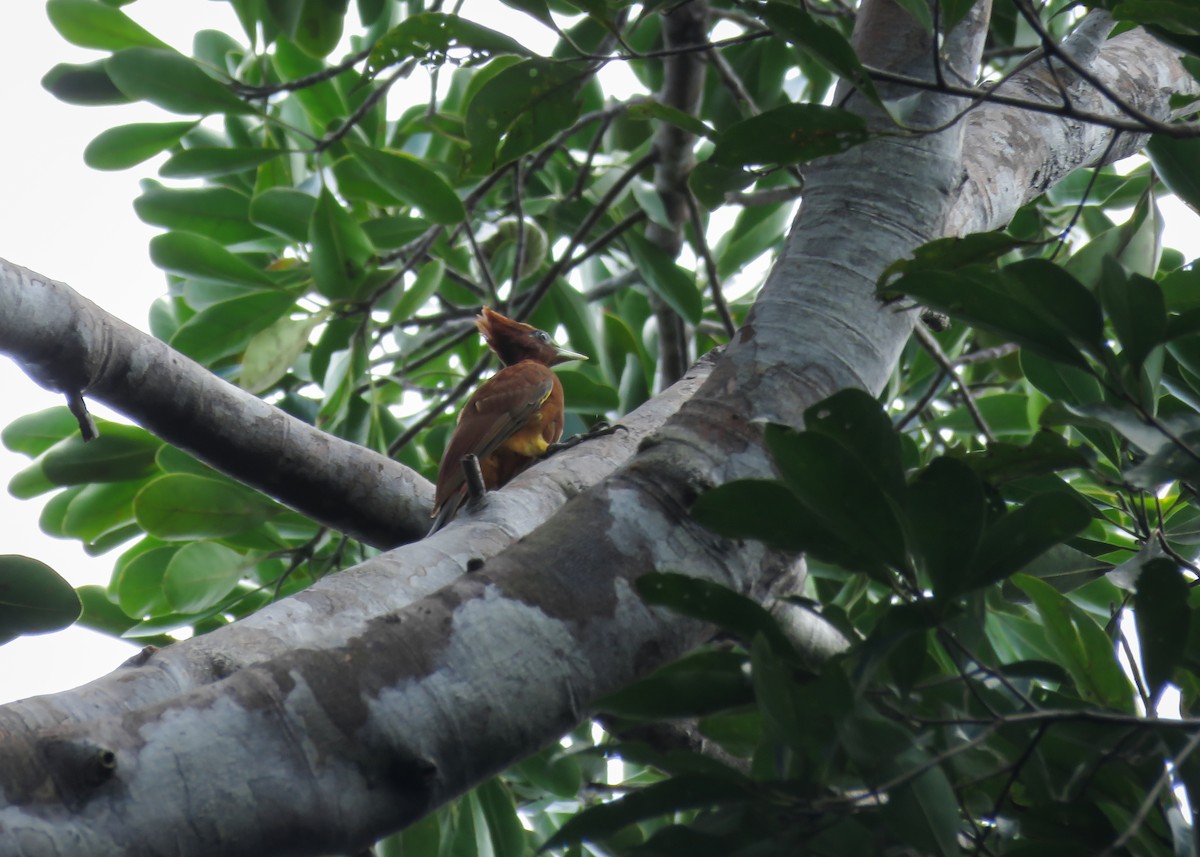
6;0;1200;853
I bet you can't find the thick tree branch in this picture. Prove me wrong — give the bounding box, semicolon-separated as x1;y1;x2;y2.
0;357;713;734
2;7;1196;857
0;259;433;549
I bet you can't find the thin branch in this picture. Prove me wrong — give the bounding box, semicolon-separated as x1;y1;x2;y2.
913;324;995;443
684;190;735;338
231;45;375;98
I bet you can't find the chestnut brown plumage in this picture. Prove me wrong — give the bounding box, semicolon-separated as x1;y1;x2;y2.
428;308;585;533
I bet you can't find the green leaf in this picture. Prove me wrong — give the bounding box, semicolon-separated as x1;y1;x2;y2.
74;584;139;640
115;545;176;617
169;290;297;366
465;57;587;169
1013;574;1133;710
906;458;986;598
556;370;618;412
367;11;533;72
1004;259;1107;359
250;188;317;242
62;480;142;543
159;147;284;179
636;572;797;658
106;47;252;115
688;161;755;210
805;389;905;502
42;61;131;106
767;423;909;576
710;104;870;167
84;121;198;170
1134;558;1189;697
883;270;1089;369
150;232;274;287
627;98;717;140
595;650;753;720
1098;263;1166;370
240;310;327;393
1149;133;1200;213
2;407;81;456
134;183;270;246
971;493;1091;590
0;555;82;644
475;778;527;857
346;142;465;225
541;774;751;850
880;232;1024;285
390;261;444;323
134;474;279;539
277;0;350;58
692;479;866;567
310;187;375;301
760;3;881;105
880;750;960;857
162;542;248;614
42;426;161;485
47;0;169;51
624;232;702;324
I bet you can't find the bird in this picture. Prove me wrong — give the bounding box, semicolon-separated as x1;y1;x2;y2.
429;307;586;533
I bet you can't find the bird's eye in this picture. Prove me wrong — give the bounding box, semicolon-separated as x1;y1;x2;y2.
533;330;551;343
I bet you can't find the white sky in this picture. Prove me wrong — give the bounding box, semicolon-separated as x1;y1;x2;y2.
1;3;1199;708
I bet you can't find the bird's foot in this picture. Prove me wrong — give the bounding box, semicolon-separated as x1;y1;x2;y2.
544;421;627;456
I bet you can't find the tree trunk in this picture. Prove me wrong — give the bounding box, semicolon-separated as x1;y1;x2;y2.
0;2;1194;854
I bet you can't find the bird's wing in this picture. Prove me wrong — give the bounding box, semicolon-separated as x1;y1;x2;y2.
432;364;555;511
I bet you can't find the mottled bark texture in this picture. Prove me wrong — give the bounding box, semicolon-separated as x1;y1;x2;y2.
1;2;1197;855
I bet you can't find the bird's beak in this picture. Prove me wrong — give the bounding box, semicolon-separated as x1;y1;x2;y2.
552;345;588;364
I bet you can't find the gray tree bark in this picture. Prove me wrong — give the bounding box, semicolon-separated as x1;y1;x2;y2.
0;2;1195;855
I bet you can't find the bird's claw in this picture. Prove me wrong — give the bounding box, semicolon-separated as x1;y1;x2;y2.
544;422;628;456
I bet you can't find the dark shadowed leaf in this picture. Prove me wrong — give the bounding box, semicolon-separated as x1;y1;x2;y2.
883;269;1089;368
541;774;752;851
710;104;870;167
0;555;81;644
595;649;752;720
636;572;797;658
1134;558;1189;696
806;389;905;502
767;424;909;575
42;60;131;105
906;458;986;598
971;492;1091;590
1098;262;1166;370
